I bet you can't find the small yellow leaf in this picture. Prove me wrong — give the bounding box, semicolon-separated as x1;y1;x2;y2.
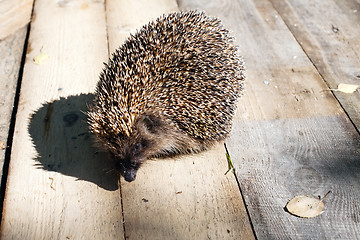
0;141;6;150
286;195;324;218
335;83;359;93
33;49;49;65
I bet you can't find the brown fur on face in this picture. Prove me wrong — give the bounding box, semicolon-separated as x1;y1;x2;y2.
91;111;207;182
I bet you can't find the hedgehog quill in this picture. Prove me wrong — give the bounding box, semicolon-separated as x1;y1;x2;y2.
88;10;245;182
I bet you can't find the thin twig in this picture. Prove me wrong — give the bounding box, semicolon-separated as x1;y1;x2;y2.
321;190;332;201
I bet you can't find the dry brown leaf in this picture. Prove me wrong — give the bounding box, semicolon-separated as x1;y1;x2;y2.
286;195;324;218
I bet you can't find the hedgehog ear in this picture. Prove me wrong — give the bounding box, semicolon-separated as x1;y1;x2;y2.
143;116;154;131
142;114;162;133
143;115;156;133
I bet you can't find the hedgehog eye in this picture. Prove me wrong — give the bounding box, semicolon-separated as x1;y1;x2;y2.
134;142;142;153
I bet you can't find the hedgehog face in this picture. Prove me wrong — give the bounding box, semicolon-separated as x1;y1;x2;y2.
108;114;165;182
112;137;150;182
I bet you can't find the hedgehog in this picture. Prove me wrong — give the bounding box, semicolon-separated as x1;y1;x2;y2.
87;10;245;182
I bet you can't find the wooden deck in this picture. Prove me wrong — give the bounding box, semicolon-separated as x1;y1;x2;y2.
0;0;359;239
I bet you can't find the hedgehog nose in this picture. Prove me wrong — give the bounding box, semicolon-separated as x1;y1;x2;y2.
123;169;137;182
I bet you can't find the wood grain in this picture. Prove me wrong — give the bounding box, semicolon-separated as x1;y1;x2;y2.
106;0;255;239
180;0;344;121
0;0;124;239
0;27;27;187
230;116;360;239
122;145;255;239
179;0;360;238
270;0;360;131
2;0;359;239
0;0;34;40
106;0;178;53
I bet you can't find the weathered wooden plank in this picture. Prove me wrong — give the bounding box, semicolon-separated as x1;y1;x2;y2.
0;0;124;239
0;0;34;39
270;0;360;132
0;27;27;188
106;0;178;53
179;0;360;239
121;145;255;239
230;116;360;239
106;0;255;239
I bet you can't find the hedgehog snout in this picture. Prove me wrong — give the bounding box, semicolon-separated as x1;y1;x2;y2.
116;159;139;182
115;148;143;182
123;168;137;182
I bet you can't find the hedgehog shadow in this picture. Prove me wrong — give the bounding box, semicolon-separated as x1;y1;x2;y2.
28;93;119;191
